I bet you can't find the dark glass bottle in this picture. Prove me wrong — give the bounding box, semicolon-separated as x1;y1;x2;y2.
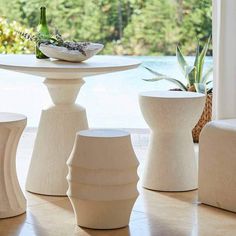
36;6;50;59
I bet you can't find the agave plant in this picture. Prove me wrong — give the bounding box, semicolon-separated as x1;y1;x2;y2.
143;37;213;94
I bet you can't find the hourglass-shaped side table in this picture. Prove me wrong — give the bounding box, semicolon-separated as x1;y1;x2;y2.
0;113;27;218
139;91;205;191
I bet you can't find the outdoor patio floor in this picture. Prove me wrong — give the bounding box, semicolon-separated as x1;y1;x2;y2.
0;129;236;236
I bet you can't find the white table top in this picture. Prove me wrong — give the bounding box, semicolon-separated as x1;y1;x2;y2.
140;91;206;99
79;129;129;138
0;54;141;79
0;112;26;123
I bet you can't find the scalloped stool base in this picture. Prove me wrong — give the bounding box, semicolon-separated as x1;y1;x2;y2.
0;207;26;219
69;198;136;229
0;113;27;218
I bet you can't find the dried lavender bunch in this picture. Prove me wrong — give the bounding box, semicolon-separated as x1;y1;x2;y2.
16;30;57;45
16;31;37;42
54;29;63;45
16;29;90;56
64;42;90;55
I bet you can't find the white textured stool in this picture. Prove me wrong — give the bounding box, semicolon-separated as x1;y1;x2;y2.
139;91;205;191
199;119;236;212
0;113;27;218
67;129;139;229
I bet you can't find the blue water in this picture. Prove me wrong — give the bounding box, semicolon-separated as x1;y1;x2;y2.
0;56;213;128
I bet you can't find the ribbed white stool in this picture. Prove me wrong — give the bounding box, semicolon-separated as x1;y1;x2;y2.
0;113;27;218
67;129;139;229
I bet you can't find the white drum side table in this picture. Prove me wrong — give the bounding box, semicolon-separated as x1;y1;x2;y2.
0;55;140;196
199;119;236;213
139;91;205;191
0;113;27;218
67;129;139;229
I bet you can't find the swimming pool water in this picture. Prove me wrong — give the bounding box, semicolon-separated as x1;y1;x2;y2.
0;56;213;128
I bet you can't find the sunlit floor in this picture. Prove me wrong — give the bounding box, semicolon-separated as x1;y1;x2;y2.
0;129;236;236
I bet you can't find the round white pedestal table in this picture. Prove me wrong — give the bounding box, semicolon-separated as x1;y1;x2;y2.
0;55;140;196
139;91;205;191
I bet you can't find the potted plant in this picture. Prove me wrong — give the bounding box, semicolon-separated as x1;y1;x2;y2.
143;38;213;142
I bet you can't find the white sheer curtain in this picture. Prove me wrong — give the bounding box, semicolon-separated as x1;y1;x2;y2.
213;0;236;119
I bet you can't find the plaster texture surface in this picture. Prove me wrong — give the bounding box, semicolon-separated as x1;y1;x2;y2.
67;129;139;229
139;91;205;191
199;119;236;212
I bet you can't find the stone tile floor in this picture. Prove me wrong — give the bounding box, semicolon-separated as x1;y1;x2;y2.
0;129;236;236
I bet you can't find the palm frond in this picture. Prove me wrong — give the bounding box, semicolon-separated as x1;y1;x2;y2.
143;77;187;91
194;42;200;67
206;80;213;85
197;36;211;83
184;65;195;86
143;66;167;77
202;67;213;83
176;45;188;74
194;83;207;94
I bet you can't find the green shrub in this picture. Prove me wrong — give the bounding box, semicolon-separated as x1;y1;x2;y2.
0;0;212;56
0;17;34;54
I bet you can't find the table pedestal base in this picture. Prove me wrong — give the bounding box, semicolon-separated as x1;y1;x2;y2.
142;132;198;192
26;79;88;196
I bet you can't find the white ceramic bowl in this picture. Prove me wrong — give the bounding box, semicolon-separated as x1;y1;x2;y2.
39;43;104;62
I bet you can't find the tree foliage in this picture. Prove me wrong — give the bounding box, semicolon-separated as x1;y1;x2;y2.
0;0;212;55
0;17;34;53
